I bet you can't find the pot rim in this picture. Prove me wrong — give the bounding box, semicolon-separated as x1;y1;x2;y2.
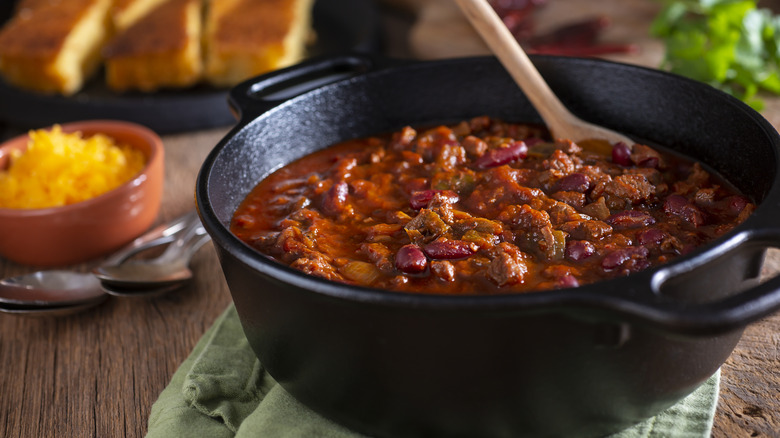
197;54;780;336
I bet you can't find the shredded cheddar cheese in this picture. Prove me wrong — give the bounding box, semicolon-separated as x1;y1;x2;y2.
0;125;146;209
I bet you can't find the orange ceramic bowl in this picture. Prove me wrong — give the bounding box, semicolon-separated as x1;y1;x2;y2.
0;120;164;266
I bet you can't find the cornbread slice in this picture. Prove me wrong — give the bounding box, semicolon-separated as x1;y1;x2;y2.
110;0;171;31
203;0;314;87
0;0;113;95
103;0;203;92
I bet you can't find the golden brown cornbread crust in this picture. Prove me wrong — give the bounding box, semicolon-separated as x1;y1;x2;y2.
0;0;314;94
103;0;202;92
104;0;191;57
110;0;170;31
0;0;112;95
204;0;313;87
208;0;294;49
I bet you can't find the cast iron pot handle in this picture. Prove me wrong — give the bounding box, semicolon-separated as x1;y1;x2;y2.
227;53;404;123
628;216;780;336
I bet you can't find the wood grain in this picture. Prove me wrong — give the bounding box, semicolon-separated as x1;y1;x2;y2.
714;250;780;437
0;127;233;438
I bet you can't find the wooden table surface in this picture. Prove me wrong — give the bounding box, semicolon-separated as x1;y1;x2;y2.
0;1;778;437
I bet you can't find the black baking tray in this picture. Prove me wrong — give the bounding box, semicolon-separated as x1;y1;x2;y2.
0;0;381;135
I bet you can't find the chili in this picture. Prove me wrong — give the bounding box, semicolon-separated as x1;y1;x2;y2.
231;117;754;295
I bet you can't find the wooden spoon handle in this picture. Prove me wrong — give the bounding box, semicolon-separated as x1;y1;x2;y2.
454;0;633;145
453;0;570;133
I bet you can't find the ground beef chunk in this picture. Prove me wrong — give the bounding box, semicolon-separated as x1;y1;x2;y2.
543;149;577;176
462;135;488;158
551;190;586;209
673;162;711;195
427;191;459;223
405;209;450;244
290;252;343;281
552;139;582;155
390;126;417;150
498;204;551;230
430;260;456;282
630;144;664;168
547;201;585;225
581;197;611;220
559;220;613;241
487;242;528;286
497;204;564;259
593;174;656;209
359;242;394;274
275;226;313;262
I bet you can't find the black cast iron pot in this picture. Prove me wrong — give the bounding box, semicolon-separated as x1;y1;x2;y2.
196;54;780;438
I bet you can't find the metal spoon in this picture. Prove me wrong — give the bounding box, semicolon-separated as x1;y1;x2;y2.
0;211;208;313
0;297;109;316
0;270;107;310
98;281;185;298
100;210;203;267
454;0;634;145
92;212;210;295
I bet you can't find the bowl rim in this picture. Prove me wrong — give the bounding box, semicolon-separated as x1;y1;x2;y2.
0;119;163;217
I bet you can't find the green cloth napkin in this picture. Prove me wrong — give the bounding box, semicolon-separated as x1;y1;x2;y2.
146;304;719;438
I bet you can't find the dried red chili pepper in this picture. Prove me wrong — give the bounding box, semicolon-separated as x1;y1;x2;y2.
488;3;638;58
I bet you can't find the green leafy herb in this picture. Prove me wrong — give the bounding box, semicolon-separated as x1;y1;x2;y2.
651;0;780;109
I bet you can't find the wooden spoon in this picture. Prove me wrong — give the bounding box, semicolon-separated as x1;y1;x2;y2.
454;0;634;146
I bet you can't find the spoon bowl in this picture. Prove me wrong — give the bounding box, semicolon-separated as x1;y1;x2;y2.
0;211;209;314
92;216;210;293
0;296;108;316
95;262;194;290
0;270;104;307
100;281;188;298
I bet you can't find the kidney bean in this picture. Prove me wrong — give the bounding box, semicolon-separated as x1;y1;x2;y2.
321;181;348;215
410;190;459;210
601;246;649;270
663;194;687;212
423;239;476;259
721;195;750;217
611;142;632;166
474;141;528;169
565;240;596;261
606;210;656;229
409;190;435;210
395;244;428;274
636;228;665;246
554;173;591;193
555;273;580;289
664;194;704;226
